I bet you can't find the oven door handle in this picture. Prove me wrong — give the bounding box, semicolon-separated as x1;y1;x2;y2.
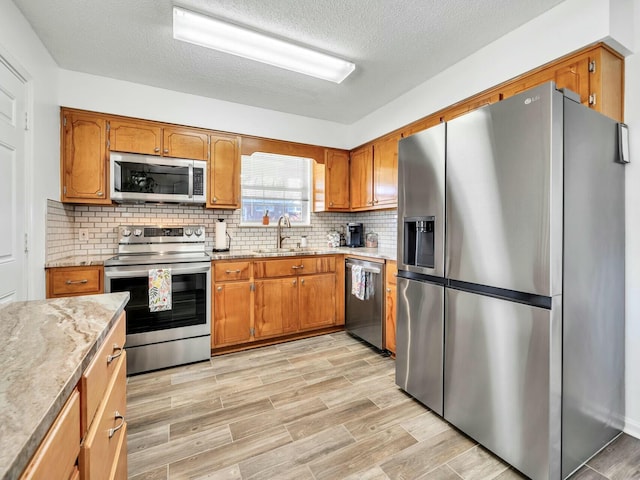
104;264;211;278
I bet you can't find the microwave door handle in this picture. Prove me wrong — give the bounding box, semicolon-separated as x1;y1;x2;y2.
188;163;193;198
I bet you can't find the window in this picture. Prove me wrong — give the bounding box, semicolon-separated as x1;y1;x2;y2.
241;152;312;225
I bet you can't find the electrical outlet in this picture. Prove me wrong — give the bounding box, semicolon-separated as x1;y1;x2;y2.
78;228;89;242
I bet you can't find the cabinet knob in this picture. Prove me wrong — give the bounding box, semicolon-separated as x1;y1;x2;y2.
292;279;297;285
301;279;305;285
217;286;223;291
374;199;379;204
329;202;333;206
97;191;104;197
368;200;373;205
154;147;160;152
213;197;218;203
164;149;169;154
386;288;391;292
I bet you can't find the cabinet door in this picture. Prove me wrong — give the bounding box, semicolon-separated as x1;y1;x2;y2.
109;119;162;155
255;278;298;337
443;92;501;121
589;47;624;122
349;145;373;209
208;134;240;209
163;126;209;160
299;273;336;330
325;149;350;210
213;282;251;346
501;55;590;106
385;261;397;354
61;111;109;203
373;136;399;208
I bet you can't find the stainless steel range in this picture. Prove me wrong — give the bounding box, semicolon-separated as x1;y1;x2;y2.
104;225;211;375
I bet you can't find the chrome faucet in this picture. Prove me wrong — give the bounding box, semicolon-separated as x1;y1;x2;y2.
276;214;291;249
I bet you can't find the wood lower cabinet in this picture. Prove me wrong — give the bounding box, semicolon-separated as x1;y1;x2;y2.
46;266;104;298
79;351;127;480
254;277;299;337
213;281;252;347
20;313;127;480
20;389;81;480
208;134;240;209
299;273;336;330
385;261;397;355
61;111;109;204
212;256;342;351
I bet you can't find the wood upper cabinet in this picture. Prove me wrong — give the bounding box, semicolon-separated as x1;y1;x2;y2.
61;110;110;204
372;135;399;208
325;149;350;210
208;134;240;209
109;119;162;155
163;126;209;160
109;119;209;160
500;55;590;104
349;145;374;209
443;92;501;122
299;273;336;330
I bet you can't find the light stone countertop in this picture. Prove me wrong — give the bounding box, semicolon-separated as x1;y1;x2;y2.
0;292;130;480
210;246;397;262
44;254;113;268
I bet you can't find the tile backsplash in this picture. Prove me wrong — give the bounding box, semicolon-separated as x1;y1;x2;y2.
45;200;398;260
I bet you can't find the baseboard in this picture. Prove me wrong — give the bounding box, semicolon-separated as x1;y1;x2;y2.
624;416;640;440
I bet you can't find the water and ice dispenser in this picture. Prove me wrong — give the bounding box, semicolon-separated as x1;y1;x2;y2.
403;216;435;269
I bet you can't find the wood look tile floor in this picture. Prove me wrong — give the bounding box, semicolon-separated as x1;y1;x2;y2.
126;332;640;480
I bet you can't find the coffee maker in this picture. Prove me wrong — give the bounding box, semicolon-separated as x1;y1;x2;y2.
345;223;364;247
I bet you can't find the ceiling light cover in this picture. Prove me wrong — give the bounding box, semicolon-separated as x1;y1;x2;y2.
173;6;355;84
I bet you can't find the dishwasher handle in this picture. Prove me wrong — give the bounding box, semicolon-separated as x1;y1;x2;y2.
345;262;381;275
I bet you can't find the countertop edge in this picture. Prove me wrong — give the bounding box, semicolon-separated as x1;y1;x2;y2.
4;293;129;480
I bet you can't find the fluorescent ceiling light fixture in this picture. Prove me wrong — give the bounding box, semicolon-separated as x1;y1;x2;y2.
173;6;355;83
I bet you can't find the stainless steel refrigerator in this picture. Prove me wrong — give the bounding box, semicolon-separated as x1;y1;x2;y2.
396;82;625;480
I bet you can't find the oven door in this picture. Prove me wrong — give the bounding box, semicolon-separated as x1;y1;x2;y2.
104;261;211;347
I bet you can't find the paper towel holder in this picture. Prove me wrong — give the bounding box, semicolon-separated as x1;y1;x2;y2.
212;218;231;252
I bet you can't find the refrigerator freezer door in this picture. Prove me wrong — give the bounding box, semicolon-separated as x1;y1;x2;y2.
446;83;563;297
444;288;561;480
395;276;443;415
397;124;446;277
562;98;625;478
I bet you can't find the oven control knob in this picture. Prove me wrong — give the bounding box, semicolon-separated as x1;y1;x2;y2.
133;228;143;237
121;228;132;237
195;227;203;236
185;228;193;236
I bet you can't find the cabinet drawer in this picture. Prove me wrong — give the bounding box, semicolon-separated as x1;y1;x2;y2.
79;351;127;480
81;312;126;436
48;266;103;297
108;422;127;480
214;261;251;281
20;388;80;480
254;256;336;278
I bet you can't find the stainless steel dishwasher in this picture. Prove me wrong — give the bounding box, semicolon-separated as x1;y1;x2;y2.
345;259;384;350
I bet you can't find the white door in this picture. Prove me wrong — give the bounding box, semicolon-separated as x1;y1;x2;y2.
0;57;27;303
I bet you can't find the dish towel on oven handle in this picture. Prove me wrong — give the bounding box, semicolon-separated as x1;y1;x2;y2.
351;264;366;300
149;268;172;312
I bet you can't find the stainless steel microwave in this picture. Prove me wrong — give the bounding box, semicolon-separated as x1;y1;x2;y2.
110;152;207;204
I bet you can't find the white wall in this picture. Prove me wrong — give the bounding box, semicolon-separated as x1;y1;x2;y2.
0;0;59;299
58;70;350;149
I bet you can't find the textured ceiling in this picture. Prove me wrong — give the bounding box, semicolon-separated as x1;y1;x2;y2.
13;0;565;124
